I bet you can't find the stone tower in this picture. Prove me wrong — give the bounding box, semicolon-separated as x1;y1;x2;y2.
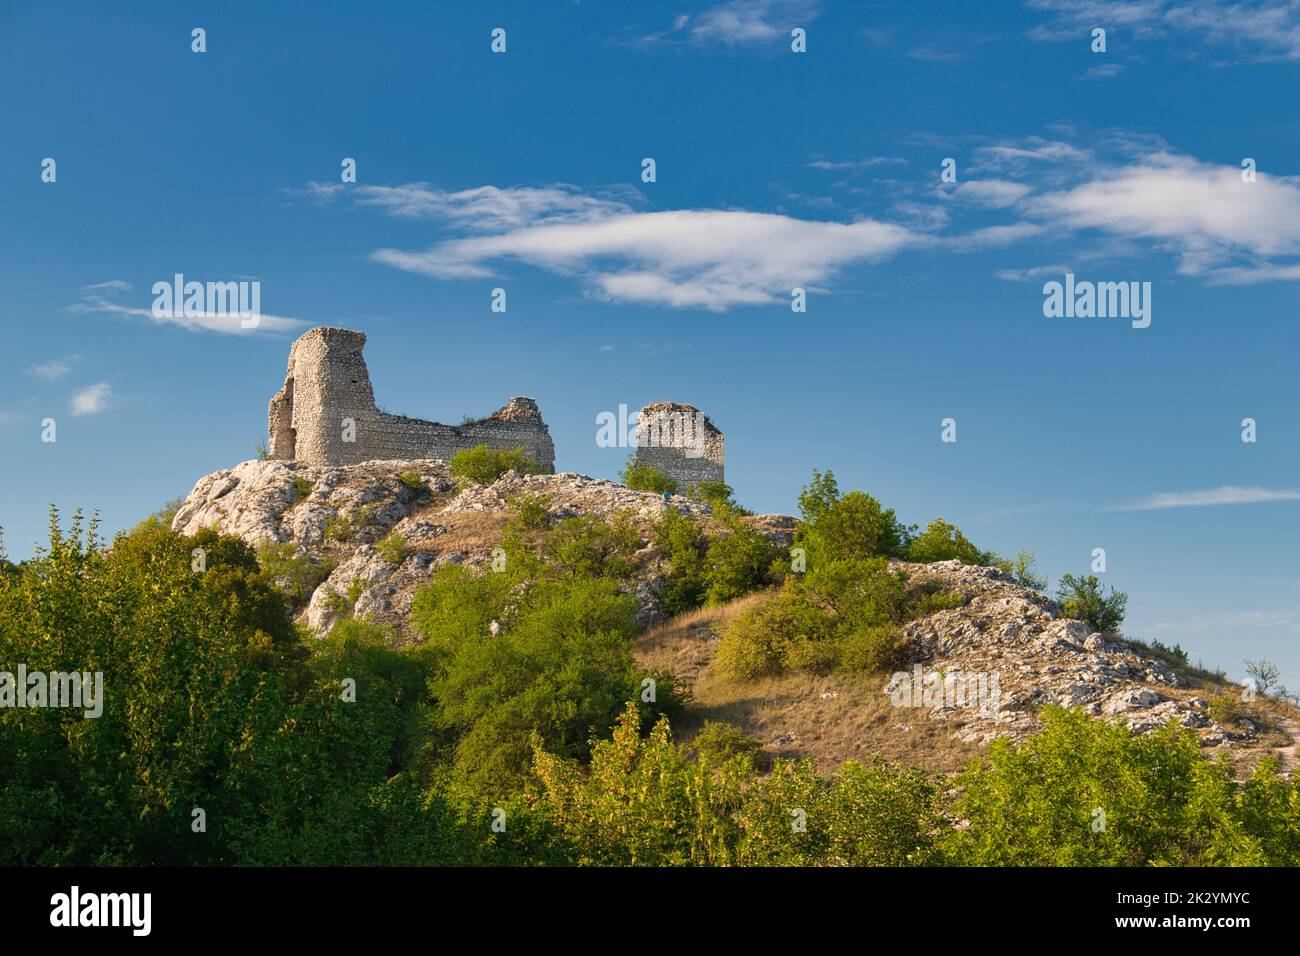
634;401;724;490
268;327;555;469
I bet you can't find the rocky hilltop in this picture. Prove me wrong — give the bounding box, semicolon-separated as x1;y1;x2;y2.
172;458;725;639
172;457;1293;768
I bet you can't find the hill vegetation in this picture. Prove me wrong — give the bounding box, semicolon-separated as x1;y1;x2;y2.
2;467;1297;866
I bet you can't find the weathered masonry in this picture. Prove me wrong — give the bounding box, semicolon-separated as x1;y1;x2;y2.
268;327;555;469
634;401;725;489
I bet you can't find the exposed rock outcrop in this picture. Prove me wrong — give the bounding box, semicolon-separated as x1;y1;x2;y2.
172;458;710;639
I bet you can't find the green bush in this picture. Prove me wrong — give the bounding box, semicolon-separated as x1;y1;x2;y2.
905;586;966;618
506;493;552;530
690;480;746;513
541;513;640;581
690;721;771;770
906;518;985;565
376;531;407;565
448;444;542;485
323;513;353;542
716;598;809;680
292;475;314;502
257;542;335;606
398;470;424;492
991;549;1047;591
1056;573;1127;632
620;455;678;495
939;706;1289;865
715;559;913;680
427;577;645;788
703;507;778;604
652;507;708;614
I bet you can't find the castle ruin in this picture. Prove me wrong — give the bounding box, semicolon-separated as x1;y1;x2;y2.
634;401;725;490
268;327;555;469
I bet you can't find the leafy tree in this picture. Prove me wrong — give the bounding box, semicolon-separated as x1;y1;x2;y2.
795;470;909;564
427;577;643;789
1056;573;1128;632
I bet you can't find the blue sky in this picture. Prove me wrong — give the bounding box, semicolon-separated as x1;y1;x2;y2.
2;1;1299;686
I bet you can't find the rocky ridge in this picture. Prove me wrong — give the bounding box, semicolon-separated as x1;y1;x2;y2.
171;458;1276;758
891;560;1243;749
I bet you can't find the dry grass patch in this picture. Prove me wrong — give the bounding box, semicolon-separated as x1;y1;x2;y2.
636;594;984;775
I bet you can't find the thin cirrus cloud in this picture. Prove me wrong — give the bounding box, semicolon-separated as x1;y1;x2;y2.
70;382;111;416
1109;486;1300;510
677;0;820;47
1025;0;1300;61
69;292;307;336
941;179;1034;208
26;354;81;380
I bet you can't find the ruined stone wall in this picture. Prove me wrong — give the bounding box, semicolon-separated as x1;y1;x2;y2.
269;327;555;470
634;401;724;489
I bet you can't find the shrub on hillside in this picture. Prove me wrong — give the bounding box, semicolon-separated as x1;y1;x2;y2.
620;455;677;495
906;518;985;565
690;480;746;513
939;705;1296;865
652;507;708;614
1056;573;1127;633
448;444;542;485
990;549;1047;591
715;557;916;680
690;721;772;770
257;542;335;606
376;531;407;565
703;506;779;604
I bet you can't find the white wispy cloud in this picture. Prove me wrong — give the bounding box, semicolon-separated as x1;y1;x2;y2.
1029;152;1300;279
1026;0;1300;61
82;279;132;292
304;137;1300;309
1080;61;1126;79
675;0;821;47
70;293;307;336
995;263;1074;281
942;179;1034;208
0;411;21;425
370;205;920;309
973;138;1093;173
70;382;111;416
1109;486;1300;510
806;157;906;171
26;354;81;380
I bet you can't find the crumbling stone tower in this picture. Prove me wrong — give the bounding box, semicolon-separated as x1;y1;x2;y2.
634;401;724;490
269;327;555;469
